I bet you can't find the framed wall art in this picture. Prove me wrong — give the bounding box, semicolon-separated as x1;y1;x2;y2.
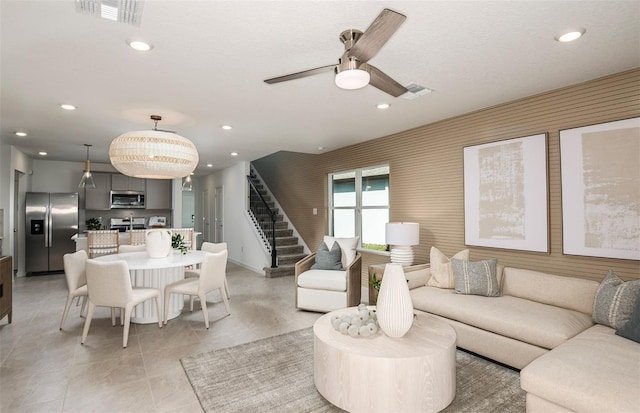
560;117;640;260
463;133;549;252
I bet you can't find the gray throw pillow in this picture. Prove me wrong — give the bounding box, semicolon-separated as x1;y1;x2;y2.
311;242;343;270
452;258;500;297
616;295;640;343
593;270;640;329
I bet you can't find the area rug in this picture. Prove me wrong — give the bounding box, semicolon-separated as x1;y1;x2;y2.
181;327;525;413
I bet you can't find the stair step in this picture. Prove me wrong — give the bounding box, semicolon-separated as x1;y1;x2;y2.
259;221;288;230
276;244;304;255
277;253;307;266
276;236;298;246
263;265;294;278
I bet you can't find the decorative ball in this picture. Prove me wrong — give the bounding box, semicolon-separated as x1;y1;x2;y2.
339;322;349;334
330;306;379;338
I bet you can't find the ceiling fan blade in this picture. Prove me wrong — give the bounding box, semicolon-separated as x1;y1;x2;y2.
348;8;406;62
264;64;336;84
368;65;408;97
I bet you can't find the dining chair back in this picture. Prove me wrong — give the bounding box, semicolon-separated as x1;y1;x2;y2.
128;229;147;246
82;259;162;347
59;249;89;330
164;250;230;329
118;244;147;253
201;242;227;253
87;230;120;258
199;250;228;293
170;228;195;250
184;242;230;303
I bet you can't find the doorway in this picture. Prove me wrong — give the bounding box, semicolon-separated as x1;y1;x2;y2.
202;189;210;243
13;170;24;276
214;186;224;243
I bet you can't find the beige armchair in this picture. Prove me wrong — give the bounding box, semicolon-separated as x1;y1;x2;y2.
295;236;362;313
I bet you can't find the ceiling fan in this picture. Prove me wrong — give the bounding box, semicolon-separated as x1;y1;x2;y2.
264;8;408;97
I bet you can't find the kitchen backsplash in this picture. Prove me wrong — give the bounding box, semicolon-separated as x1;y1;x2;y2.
83;209;172;231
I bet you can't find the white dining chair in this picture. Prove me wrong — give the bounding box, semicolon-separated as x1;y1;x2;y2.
184;242;230;308
164;250;230;329
59;250;88;330
82;259;162;348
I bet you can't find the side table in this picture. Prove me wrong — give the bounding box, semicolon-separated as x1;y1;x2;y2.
368;263;430;305
314;307;457;413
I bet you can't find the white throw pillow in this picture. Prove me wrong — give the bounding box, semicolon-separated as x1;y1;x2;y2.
323;236;359;268
427;246;469;288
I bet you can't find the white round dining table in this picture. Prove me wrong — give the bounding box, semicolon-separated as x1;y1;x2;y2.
93;250;206;324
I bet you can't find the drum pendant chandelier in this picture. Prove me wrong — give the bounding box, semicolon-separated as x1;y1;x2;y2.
109;115;199;179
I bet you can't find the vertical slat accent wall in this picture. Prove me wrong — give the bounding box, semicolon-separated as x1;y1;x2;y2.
254;69;640;285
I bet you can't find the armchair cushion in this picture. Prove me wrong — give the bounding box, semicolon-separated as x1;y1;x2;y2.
311;242;343;270
297;269;347;292
323;236;359;268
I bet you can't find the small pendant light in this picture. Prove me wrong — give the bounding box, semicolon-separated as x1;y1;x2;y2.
78;144;96;189
182;174;193;191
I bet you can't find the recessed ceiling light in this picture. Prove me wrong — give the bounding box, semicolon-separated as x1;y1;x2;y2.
555;29;586;42
128;40;153;51
221;125;232;130
15;131;27;137
38;151;47;156
230;152;238;156
317;146;324;151
206;163;213;168
60;103;76;110
376;103;391;109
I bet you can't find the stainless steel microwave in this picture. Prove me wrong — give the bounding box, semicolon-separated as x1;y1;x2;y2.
110;191;145;209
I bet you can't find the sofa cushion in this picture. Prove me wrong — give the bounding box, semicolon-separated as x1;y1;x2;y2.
406;267;430;289
502;267;599;315
593;269;640;329
410;286;593;349
616;295;640;343
323;236;359;268
297;269;346;292
311;242;343;270
452;258;500;297
427;247;469;288
520;324;640;413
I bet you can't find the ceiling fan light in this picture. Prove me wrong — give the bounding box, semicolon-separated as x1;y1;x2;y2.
335;69;370;90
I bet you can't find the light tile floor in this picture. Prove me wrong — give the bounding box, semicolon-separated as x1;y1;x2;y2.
0;263;321;412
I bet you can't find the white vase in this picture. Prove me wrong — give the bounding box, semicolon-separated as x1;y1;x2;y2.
376;263;414;338
145;229;171;258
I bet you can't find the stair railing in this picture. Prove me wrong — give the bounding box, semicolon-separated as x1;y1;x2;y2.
247;175;277;268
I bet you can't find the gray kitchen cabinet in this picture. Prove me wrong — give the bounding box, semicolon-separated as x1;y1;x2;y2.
111;174;145;191
145;179;172;209
85;172;111;210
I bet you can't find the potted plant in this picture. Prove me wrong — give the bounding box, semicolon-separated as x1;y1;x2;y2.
369;273;382;305
171;233;188;255
86;218;102;230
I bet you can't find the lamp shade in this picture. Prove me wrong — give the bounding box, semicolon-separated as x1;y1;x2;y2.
385;222;420;246
109;129;199;179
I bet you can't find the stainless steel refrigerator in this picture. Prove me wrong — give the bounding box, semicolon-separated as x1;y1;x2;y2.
26;192;78;275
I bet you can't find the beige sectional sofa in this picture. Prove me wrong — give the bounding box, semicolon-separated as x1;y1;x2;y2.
402;263;640;412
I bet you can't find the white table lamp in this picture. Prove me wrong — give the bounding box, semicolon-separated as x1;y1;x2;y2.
386;222;420;266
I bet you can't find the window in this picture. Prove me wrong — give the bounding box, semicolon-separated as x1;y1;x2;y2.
329;165;389;251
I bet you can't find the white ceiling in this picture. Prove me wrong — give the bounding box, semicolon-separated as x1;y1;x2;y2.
1;1;639;174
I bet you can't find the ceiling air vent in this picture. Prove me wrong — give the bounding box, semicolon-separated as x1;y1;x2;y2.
75;0;145;26
400;83;434;100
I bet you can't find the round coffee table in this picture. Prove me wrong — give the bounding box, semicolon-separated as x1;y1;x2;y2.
314;307;456;413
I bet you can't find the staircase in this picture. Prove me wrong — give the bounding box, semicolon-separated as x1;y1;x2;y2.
248;173;306;278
